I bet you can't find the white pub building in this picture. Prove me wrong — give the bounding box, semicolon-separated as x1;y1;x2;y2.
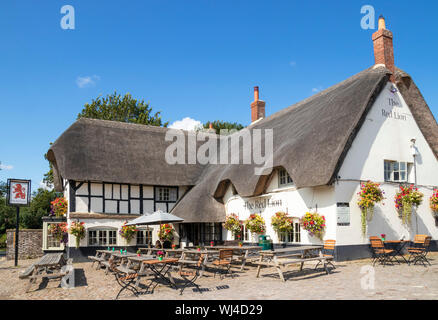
46;17;438;261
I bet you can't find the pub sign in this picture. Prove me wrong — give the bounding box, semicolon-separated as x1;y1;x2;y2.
7;179;31;206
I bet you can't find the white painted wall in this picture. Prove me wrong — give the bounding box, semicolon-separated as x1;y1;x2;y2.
336;82;438;244
223;178;336;245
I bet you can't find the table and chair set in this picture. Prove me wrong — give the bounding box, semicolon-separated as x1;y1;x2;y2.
369;234;433;267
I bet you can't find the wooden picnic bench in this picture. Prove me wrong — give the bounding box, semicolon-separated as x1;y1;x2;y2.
209;246;262;271
22;253;72;292
254;245;330;281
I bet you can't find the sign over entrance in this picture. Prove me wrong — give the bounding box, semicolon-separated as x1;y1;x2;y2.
7;179;31;206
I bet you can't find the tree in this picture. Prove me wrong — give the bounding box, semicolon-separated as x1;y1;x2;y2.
43;147;54;188
20;188;60;229
202;120;244;135
77;91;168;127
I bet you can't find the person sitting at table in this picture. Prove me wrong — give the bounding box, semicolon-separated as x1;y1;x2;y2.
155;240;162;248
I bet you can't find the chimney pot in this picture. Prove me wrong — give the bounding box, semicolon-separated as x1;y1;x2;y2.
250;86;265;123
254;86;259;101
378;15;386;30
372;16;395;82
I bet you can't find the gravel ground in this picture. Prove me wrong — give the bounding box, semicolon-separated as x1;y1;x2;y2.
0;253;437;300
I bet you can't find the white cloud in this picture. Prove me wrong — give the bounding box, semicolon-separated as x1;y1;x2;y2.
0;163;13;170
312;86;323;93
169;117;203;131
76;75;100;88
39;180;53;191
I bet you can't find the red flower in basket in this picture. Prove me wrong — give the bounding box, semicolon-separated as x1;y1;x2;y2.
210;241;214;247
381;234;386;241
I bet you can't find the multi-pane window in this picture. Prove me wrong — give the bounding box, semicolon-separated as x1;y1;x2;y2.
200;223;222;242
278;222;301;243
156;187;177;202
88;229;117;246
384;161;412;182
137;228;153;245
238;223;250;242
278;168;293;187
46;223;64;249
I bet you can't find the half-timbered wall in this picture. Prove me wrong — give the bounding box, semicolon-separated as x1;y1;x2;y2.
68;180;184;214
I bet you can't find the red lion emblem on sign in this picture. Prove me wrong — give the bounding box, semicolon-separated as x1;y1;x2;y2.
13;184;26;199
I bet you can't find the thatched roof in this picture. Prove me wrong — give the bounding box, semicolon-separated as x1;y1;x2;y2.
47;119;211;191
48;66;438;223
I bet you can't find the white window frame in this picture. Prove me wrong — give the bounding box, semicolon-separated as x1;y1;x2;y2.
384;160;411;183
156;187;177;202
278;168;293;187
87;228;117;246
278;220;301;243
136;228;153;246
43;222;65;251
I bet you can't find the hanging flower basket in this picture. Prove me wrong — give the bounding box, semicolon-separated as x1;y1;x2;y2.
430;189;438;217
158;224;175;242
119;221;138;243
48;222;69;244
50;197;68;217
69;220;86;249
300;212;326;240
245;214;266;235
395;185;423;226
357;181;385;237
271;212;294;234
223;214;242;238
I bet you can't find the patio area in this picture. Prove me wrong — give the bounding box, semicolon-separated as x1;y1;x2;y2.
0;252;437;300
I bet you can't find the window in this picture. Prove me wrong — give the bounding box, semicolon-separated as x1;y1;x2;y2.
384;161;412;182
238;222;250;242
88;229;117;246
137;228;153;246
156;187;177;202
278;168;293;187
278;221;301;243
44;222;65;250
200;223;222;242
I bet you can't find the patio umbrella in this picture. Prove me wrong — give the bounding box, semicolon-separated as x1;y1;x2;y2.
126;210;184;247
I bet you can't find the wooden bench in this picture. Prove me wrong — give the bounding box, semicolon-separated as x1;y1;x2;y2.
254;246;329;281
24;253;72;292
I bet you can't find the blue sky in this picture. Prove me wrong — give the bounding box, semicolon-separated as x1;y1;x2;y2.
1;1;437;193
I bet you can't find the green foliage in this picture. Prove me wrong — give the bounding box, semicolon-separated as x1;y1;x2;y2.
43;144;54;188
20;188;60;229
0;233;6;248
77;91;168;127
202;120;244;134
0;197;16;234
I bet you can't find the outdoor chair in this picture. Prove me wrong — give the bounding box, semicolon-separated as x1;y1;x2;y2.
315;239;336;270
369;236;395;266
109;260;140;300
210;249;234;279
407;235;432;267
176;254;205;295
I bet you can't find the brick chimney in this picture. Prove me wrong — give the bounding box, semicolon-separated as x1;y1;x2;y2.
251;86;265;123
372;15;395;82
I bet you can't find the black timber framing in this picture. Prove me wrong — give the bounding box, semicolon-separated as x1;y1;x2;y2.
73;181;178;215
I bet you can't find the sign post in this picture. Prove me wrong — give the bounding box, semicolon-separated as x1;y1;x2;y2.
6;179;31;267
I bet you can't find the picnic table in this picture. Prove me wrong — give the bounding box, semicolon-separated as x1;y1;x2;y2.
254;245;329;281
139;247;184;258
22;253;71;292
208;246;262;271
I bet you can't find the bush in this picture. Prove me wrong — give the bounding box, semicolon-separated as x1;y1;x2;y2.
0;233;6;248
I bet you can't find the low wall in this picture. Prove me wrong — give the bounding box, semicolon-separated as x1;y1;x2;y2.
6;229;43;260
